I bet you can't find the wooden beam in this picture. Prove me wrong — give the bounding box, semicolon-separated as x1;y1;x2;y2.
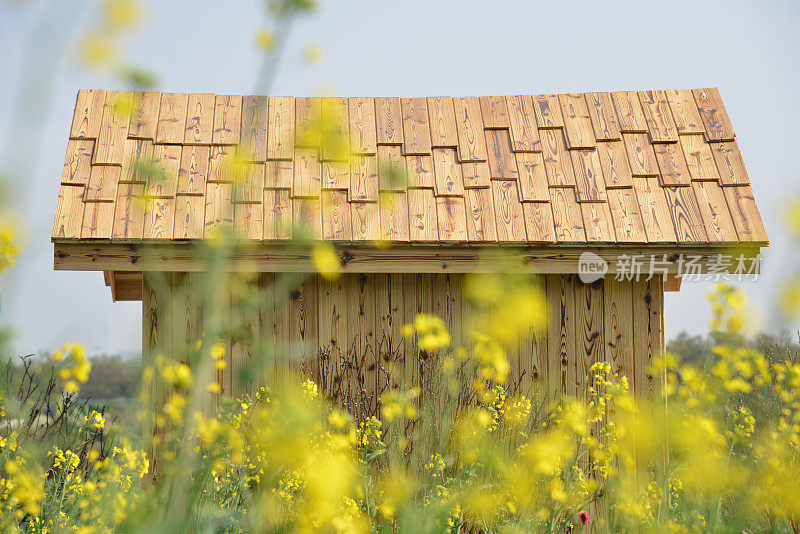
109;271;143;301
54;241;763;275
664;273;682;292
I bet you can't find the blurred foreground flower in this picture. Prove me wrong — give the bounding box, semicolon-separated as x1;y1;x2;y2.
51;342;91;393
312;242;341;280
0;225;20;272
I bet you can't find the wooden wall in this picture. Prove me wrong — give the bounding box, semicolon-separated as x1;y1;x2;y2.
142;272;664;413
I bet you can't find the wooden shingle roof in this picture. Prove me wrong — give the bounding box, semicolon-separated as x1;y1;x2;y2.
53;88;767;245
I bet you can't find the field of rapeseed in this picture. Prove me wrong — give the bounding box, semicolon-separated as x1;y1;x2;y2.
2;230;800;533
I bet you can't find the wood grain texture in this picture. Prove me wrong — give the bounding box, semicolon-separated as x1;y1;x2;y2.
550;187;585;242
233;202;263;239
405;155;435;188
266;160;293;188
349;97;377;154
485;129;518;179
111;183;145;239
380;192;410;241
93;91;131;164
377;144;405;191
692;88;735;141
653;142;691;186
212;95;242;145
350;201;381;240
432;148;465;196
321;190;352;240
622;133;659;176
263;188;292;239
427;96;458;147
350;155;379;202
580;202;616;242
492;180;527;242
235;162;266;203
240;95;269;161
128;91;160;139
574;280;603;395
540;129;576;186
710;141;750;185
120;139;155;184
464;187;498;242
632;277;664;398
606;188;647;243
295;97;322;148
320;97;350;162
375;97;403;145
146;144;181;198
61;140;94;184
177;145;210;195
85;165;121;202
204;182;233;236
595;140;633;188
400;97;433;155
723;186;768;242
611;91;648;133
292;198;322;238
522;202;556;243
638;90;679;143
453;97;487;162
70;89;106;139
173;194;205;239
53;185;86;238
183;93;215;145
662;185;708;243
515;152;548;201
691;181;738;242
632;177;678;243
82;200;115;239
585;92;621;141
267;96;295;159
479;96;510;128
155;93;189;144
532;94;564;129
680;134;720;181
461;161;491;189
546;275;576;396
436;196;468;241
604;278;634;380
408;188;438;241
570;149;607;202
142;198;175;239
559;94;596;149
665;89;704;134
208;146;235;183
293;148;322;198
505;95;540;151
321;161;349;189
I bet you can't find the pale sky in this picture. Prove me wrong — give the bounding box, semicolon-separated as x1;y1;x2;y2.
1;0;798;357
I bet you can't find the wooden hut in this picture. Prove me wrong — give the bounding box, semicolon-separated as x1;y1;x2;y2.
51;89;767;405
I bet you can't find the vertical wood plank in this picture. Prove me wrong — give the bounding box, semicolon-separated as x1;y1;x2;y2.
401;97;433;155
505;94;541;151
240;95;269;161
183;93;215;145
375;97;404;145
453;96;488;162
212;94;243;145
427;96;458;147
349;97;377;154
155;93;189;144
267;96;295;159
559;94;596;149
70;89;106;139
